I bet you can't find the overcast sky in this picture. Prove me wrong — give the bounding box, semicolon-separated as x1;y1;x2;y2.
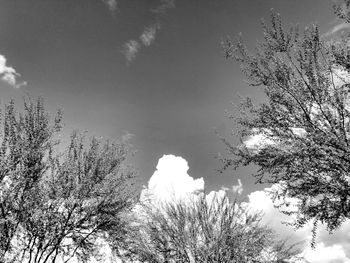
1;0;349;261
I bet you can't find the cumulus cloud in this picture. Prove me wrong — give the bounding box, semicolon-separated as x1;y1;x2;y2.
122;0;176;62
0;54;26;88
138;155;350;262
244;185;350;262
303;243;350;263
101;0;117;11
140;154;204;204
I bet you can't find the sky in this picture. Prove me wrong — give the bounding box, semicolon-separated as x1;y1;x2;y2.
1;1;350;261
0;0;339;194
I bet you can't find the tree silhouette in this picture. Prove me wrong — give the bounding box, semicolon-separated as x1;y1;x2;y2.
221;0;350;242
0;98;138;262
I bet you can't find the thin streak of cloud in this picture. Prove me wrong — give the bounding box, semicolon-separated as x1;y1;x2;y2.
0;54;26;88
221;178;243;195
123;40;141;63
102;0;117;11
232;178;243;195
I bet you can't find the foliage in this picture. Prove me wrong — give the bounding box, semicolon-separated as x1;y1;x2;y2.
221;0;350;240
0;98;138;262
121;193;302;263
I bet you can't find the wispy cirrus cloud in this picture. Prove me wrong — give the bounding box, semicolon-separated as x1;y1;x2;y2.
123;40;141;63
232;178;243;195
151;0;175;15
101;0;118;12
140;24;159;46
0;54;26;88
221;178;243;195
122;0;176;63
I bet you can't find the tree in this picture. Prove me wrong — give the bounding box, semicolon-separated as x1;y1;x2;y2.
121;193;302;263
0;98;63;260
0;98;138;262
220;0;350;240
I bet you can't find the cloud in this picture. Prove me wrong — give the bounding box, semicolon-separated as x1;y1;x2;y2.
123;40;141;63
244;185;350;262
0;54;26;88
102;0;117;11
232;178;243;194
222;179;244;195
151;0;176;15
242;66;350;154
122;0;176;62
123;24;159;63
140;154;204;203
303;243;350;263
243;128;275;153
332;66;350;89
140;25;159;46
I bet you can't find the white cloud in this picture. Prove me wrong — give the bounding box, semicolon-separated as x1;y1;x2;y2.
243;127;309;154
0;54;26;88
123;40;141;63
303;243;350;263
242;66;350;153
243;129;275;153
331;67;350;90
123;24;159;62
140;154;204;204
290;127;307;137
102;0;117;11
151;0;176;15
221;179;244;195
232;178;243;194
244;185;350;263
140;25;159;46
122;0;176;62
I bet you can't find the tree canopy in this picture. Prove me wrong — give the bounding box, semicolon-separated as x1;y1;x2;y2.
221;0;350;239
0;98;138;262
121;193;302;263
